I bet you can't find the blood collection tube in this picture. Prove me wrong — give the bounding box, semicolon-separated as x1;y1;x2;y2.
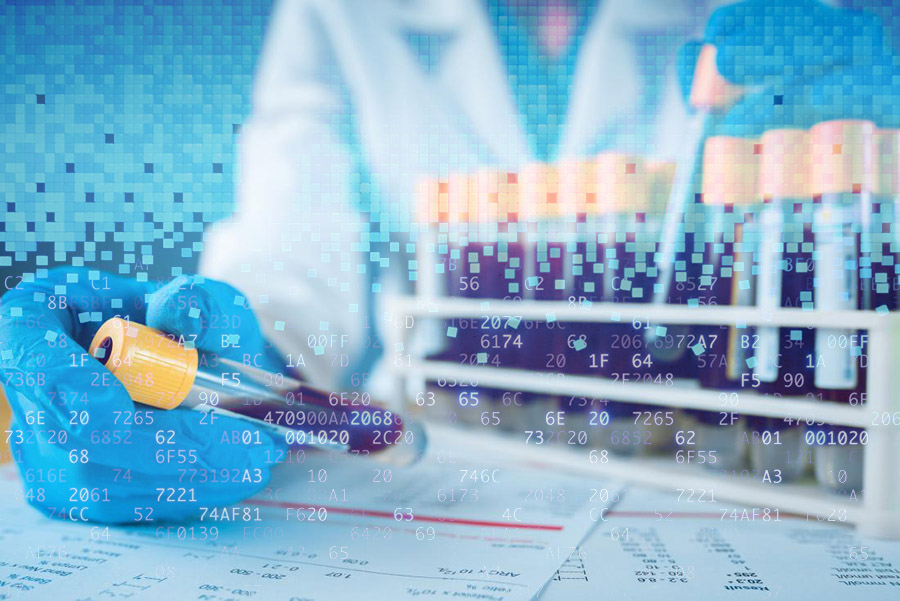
872;131;900;313
811;120;875;401
747;130;818;481
494;171;530;430
472;169;526;431
445;173;489;426
598;153;654;382
593;155;675;456
648;44;744;377
415;175;452;336
696;135;760;391
559;158;614;377
88;318;421;459
755;130;816;399
642;157;678;373
688;136;760;472
807;120;876;493
558;159;596;361
415;177;457;416
811;130;900;489
558;159;604;438
416;175;475;422
520;164;570;431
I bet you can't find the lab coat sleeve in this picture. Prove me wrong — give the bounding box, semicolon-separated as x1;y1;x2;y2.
200;0;368;391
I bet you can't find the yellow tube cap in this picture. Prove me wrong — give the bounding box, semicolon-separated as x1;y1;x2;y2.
89;318;198;410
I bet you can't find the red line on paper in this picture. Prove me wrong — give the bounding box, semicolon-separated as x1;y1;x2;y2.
245;498;564;531
606;511;724;519
606;510;810;520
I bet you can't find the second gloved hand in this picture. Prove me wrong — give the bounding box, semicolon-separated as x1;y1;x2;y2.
0;268;288;523
676;0;899;134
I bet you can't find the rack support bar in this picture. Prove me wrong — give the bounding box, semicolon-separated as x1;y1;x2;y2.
861;320;900;538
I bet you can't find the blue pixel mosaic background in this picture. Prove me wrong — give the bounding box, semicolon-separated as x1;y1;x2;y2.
0;0;270;283
2;0;900;286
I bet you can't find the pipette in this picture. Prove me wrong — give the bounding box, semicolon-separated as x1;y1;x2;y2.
648;44;745;351
88;317;426;464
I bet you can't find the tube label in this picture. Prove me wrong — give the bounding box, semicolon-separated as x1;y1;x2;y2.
814;204;858;390
754;206;782;383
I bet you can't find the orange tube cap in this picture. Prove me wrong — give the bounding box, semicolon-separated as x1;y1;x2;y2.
760;129;811;200
810;120;875;196
702;136;760;206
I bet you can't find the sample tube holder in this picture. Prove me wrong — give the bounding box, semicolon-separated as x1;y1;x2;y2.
382;295;900;539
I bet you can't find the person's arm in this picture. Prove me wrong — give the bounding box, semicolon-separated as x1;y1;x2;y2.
200;0;368;392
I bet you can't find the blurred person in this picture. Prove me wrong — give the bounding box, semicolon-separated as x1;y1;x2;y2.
1;0;894;522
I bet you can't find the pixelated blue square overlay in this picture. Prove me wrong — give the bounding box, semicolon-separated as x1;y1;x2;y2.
0;1;271;280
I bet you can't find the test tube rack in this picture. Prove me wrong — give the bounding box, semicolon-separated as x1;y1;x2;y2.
382;296;900;539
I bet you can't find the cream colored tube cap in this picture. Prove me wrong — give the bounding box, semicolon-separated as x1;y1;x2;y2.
702;136;761;206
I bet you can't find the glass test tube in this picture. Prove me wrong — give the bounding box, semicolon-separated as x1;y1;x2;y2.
418;175;471;421
415;176;451;327
473;170;526;432
560;159;612;378
696;136;761;392
642;158;680;449
557;159;603;440
807;122;882;493
586;155;638;453
808;120;876;493
498;171;530;430
755;130;816;401
415;177;458;419
592;155;674;456
520;164;569;432
689;136;759;472
446;173;487;426
811;121;875;401
872;131;900;314
872;130;900;319
89;318;421;461
558;159;609;445
599;153;651;382
754;129;818;481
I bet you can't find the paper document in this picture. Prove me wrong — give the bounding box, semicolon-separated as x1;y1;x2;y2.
539;487;900;600
0;426;622;601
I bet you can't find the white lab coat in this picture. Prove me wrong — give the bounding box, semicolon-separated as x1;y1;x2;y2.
200;0;723;395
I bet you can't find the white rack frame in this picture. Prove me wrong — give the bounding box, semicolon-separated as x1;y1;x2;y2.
383;296;900;539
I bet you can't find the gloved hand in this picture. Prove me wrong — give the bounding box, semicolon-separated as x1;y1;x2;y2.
0;267;287;523
676;0;899;135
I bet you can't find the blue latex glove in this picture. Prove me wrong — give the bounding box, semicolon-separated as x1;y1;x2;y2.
676;0;899;135
0;267;287;524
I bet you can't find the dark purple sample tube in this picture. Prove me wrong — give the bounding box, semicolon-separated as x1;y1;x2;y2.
696;136;761;394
